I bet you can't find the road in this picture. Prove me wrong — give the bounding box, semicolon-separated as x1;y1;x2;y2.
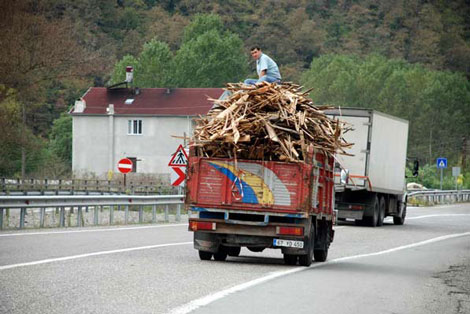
0;204;469;314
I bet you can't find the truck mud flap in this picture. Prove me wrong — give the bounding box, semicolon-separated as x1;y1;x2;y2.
194;232;219;253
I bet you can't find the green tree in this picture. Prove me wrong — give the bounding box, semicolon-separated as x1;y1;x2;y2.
110;55;139;85
49;113;72;166
135;39;173;87
182;13;224;44
173;29;248;87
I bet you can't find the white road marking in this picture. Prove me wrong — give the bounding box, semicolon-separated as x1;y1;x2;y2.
168;231;470;314
0;241;192;271
407;214;470;220
0;224;188;237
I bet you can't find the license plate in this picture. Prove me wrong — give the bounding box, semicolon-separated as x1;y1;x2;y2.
273;239;304;249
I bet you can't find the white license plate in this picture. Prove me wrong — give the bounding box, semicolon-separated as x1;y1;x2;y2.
273;239;304;249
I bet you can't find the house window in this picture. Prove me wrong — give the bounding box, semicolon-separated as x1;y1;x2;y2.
128;119;142;135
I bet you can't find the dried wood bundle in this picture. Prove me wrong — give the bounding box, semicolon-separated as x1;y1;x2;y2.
192;81;352;162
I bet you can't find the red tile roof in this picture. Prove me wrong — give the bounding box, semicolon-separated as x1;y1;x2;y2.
73;87;224;116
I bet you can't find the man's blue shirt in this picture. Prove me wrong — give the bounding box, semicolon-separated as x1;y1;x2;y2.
256;53;281;80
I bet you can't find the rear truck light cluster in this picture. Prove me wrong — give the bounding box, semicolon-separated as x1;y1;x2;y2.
189;221;216;231
276;226;304;236
349;205;364;210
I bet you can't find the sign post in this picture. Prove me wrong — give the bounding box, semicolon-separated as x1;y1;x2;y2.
118;158;133;190
452;167;461;190
169;145;188;222
436;157;447;190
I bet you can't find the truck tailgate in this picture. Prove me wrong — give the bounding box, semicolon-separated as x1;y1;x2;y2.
186;157;312;213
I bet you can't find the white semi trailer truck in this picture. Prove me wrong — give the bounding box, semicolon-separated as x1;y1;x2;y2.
326;108;411;227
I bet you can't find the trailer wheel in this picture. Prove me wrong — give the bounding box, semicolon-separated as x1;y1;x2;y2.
377;196;386;226
198;251;213;261
283;254;298;265
365;196;379;227
299;225;314;267
394;203;407;225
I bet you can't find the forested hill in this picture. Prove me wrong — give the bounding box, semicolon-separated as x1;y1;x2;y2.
1;0;470;180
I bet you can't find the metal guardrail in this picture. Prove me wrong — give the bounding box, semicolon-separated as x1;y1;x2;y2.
1;178;178;195
408;190;470;205
0;194;184;230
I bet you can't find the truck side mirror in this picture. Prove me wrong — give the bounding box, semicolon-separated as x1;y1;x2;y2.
412;160;419;177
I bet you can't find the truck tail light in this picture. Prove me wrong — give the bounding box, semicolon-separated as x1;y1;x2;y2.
349;205;363;210
189;221;216;231
276;226;303;236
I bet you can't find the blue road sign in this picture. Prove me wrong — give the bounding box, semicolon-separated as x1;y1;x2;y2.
437;157;447;169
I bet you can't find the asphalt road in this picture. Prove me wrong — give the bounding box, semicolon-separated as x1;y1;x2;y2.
0;204;469;314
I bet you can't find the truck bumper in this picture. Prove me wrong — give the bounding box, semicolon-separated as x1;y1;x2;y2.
337;210;364;220
191;220;310;255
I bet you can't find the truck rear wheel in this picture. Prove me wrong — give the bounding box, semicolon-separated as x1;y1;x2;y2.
283;254;298;265
314;249;328;262
365;196;379;227
213;251;228;261
227;246;241;257
394;203;406;225
198;251;213;260
377;196;386;226
299;225;314;267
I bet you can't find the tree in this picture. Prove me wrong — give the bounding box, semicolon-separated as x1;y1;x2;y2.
135;40;173;87
49;113;73;166
0;0;100;177
173;29;248;87
301;54;470;164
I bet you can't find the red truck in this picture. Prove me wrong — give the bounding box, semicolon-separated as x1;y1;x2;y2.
186;146;335;266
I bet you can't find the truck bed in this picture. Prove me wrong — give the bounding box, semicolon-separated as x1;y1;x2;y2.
186;155;333;216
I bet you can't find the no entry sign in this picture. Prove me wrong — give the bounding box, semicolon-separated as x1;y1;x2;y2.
118;158;133;174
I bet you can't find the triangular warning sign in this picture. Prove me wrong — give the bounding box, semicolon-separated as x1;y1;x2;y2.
168;144;188;167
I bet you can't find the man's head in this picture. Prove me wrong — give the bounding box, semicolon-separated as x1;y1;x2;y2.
250;47;262;60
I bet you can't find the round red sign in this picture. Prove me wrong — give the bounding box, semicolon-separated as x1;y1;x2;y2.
117;158;133;174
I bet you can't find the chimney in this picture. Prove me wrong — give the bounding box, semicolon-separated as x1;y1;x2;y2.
74;98;86;113
107;104;114;115
125;66;133;83
166;88;171;94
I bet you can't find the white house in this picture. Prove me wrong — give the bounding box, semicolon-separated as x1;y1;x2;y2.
71;87;223;177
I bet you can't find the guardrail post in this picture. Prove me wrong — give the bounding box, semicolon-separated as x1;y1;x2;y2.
110;205;114;225
165;204;169;222
60;207;65;227
20;208;26;229
40;207;45;228
152;205;156;223
0;208;3;230
94;206;99;225
77;206;82;227
139;205;143;223
125;205;129;224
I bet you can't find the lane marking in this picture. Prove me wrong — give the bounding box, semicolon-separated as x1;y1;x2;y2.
407;214;470;220
0;242;192;271
168;231;470;314
0;224;188;237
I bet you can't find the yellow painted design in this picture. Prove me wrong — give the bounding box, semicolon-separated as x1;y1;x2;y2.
210;161;275;205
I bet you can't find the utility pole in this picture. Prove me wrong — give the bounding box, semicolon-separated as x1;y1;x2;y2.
21;103;26;178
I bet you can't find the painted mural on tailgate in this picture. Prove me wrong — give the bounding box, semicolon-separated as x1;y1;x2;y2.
208;161;291;206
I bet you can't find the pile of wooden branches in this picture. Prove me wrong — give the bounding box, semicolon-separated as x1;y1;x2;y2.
192;82;352;162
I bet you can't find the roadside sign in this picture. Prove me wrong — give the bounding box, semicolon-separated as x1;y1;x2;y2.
168;144;188;167
452;167;461;177
436;158;447;169
117;158;133;174
170;167;186;186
